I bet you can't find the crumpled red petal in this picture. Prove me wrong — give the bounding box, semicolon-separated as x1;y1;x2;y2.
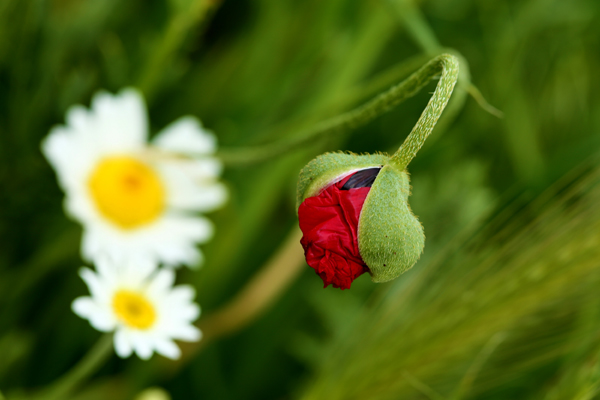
298;173;371;289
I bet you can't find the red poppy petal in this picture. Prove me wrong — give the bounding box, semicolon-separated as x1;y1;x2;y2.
299;173;372;289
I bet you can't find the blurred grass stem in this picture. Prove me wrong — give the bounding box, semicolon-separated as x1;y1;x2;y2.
397;332;506;400
401;371;446;400
169;227;305;371
34;334;112;400
137;0;220;100
0;228;80;329
451;332;507;400
389;0;503;119
389;0;441;55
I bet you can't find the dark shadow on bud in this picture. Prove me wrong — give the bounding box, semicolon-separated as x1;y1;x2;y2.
341;168;382;190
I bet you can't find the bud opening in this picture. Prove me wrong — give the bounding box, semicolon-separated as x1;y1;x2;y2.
299;170;379;289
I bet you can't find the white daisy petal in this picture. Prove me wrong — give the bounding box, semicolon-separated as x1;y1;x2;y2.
94;256;118;283
72;297;116;331
154;338;181;360
124;257;157;281
167;302;200;322
169;285;196;303
183;303;201;321
154;242;201;269
131;334;154;360
41;127;94;190
147;269;175;297
72;296;96;318
64;195;94;229
170;182;228;212
169;324;202;342
78;268;108;301
80;229;104;264
184;247;204;270
90;88;147;151
41;127;72;177
65;105;91;133
189;183;228;212
153;116;216;156
167;216;214;243
186;158;223;179
114;329;133;358
89;311;117;332
121;216;212;268
159;161;228;212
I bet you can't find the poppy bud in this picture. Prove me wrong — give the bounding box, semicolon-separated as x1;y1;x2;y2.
297;152;424;289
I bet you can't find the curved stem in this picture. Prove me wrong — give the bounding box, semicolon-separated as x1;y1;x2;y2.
165;227;305;373
218;54;459;166
389;54;459;170
198;227;305;340
35;334;113;400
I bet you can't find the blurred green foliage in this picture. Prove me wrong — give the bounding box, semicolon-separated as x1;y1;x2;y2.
1;0;600;399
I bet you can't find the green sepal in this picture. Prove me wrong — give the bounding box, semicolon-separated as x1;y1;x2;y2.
296;152;389;210
358;164;424;282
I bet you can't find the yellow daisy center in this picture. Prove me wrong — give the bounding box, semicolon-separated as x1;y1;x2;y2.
88;156;165;229
112;289;157;330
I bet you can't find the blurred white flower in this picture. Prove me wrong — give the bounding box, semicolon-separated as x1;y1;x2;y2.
42;88;227;267
72;257;202;360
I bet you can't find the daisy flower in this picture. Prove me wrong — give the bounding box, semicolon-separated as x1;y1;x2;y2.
42;88;226;267
72;257;202;360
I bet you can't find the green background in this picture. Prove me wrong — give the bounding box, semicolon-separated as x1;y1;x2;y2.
1;0;600;398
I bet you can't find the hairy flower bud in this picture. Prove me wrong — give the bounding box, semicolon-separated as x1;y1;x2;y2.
297;152;424;288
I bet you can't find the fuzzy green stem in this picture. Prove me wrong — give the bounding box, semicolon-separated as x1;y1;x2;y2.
389;54;459;170
35;334;113;400
219;54;459;166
